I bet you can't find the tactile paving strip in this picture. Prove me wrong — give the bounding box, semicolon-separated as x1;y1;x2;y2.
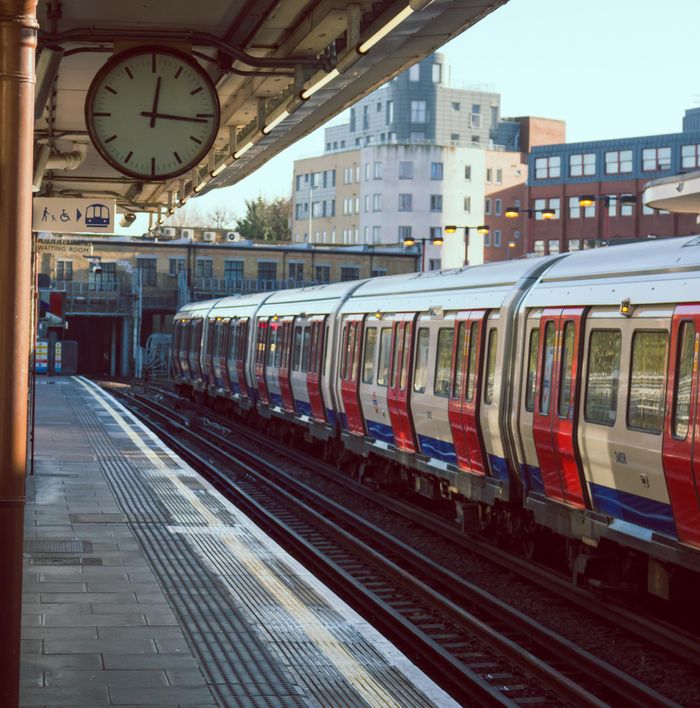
68;380;453;707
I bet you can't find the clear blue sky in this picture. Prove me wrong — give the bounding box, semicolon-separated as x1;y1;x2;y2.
155;0;699;229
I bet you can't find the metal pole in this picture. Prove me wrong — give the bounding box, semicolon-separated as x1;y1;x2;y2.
463;229;470;266
0;2;38;705
420;239;426;272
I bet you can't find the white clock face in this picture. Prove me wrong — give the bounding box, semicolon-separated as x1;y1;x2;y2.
85;47;220;181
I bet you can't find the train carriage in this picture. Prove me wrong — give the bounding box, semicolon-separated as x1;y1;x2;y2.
512;235;700;591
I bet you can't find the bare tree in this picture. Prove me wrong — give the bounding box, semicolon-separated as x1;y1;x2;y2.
164;203;206;228
207;205;237;230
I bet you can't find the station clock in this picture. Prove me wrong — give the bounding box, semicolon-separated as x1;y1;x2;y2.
85;46;220;181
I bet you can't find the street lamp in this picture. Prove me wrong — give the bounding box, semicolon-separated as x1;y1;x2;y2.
576;194;637;245
505;206;556;219
403;234;444;272
444;224;490;266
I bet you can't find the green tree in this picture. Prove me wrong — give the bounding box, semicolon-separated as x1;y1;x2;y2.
236;196;291;241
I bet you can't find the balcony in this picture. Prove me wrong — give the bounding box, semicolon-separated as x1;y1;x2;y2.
52;280;131;315
192;277;323;301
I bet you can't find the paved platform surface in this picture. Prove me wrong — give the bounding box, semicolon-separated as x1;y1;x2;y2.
21;377;457;707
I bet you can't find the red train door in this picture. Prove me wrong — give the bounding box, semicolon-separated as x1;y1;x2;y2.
254;319;269;404
279;320;295;412
387;315;417;452
532;307;587;509
663;305;700;546
448;311;488;474
307;318;327;421
339;316;365;434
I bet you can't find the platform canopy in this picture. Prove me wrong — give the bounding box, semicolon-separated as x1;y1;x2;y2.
33;0;508;223
643;169;700;215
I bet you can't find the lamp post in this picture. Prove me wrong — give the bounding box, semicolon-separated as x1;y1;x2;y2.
403;234;444;272
444;224;490;266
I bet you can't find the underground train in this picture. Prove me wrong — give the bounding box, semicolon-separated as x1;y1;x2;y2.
172;235;700;600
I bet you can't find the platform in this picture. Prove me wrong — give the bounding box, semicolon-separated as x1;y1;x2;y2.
20;376;456;707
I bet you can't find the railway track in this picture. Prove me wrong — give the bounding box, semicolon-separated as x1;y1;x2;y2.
111;386;679;707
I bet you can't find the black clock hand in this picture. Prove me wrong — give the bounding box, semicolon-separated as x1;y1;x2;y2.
140;111;209;124
149;77;161;128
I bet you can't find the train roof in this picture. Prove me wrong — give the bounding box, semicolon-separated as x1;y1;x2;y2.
523;235;700;308
255;280;366;317
339;257;555;314
173;298;223;319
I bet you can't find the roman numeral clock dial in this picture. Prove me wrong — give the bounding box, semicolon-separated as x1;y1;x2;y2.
85;46;220;181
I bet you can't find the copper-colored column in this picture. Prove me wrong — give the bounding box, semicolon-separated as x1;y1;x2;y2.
0;1;38;705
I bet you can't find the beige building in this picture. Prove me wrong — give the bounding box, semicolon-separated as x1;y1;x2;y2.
37;233;416;377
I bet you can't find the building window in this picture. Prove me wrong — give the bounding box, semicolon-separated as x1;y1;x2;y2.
409;64;420;81
452;101;460;111
341;266;360;282
343;167;352;184
411;131;426;142
490;106;498;126
295;174;303;191
311;201;323;218
430;195;443;212
682;144;700;169
494;230;501;248
364;195;370;213
399;161;414;179
432;62;441;83
430;162;443;180
607;195;618;217
470;104;481;128
314;265;330;283
349;108;356;132
362;105;369;130
464;165;471;180
534;155;561;179
430;227;442;240
100;263;116;284
569;152;596;177
324;169;336;187
138;257;158;285
496;168;503;184
568;196;581;219
373;193;382;212
168;257;185;276
471;136;480;144
56;260;73;281
365;163;371;181
410;100;427;123
548;240;561;254
494;198;502;216
534;197;561;220
605;149;633;174
288;262;304;283
398;225;412;240
484;231;491;247
371;268;387;278
373;161;383;179
372;225;381;242
386;100;394;124
485;198;492;215
398;193;413;212
224;260;243;283
642;146;671;171
621;194;634;216
428;258;441;271
533;240;545;256
258;262;277;283
486;168;493;183
464;196;471;212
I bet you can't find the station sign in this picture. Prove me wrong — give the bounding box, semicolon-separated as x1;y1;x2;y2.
33;197;116;234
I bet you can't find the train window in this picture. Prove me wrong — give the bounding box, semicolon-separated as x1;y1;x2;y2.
434;328;454;397
351;325;361;382
539;322;555;414
452;323;466;398
377;328;392;387
400;325;412;390
362;327;377;384
267;325;278;367
673;322;695;439
340;325;350;379
525;328;540;412
301;327;312;373
466;322;479;403
627;330;668;434
292;325;303;371
484;328;498;405
413;328;430;393
558;321;576;419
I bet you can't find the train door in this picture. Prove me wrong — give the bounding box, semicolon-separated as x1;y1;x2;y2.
307;317;326;421
532;307;588;508
188;319;204;386
290;320;312;415
278;319;295;412
213;319;231;391
448;311;488;475
254;319;270;404
663;305;700;547
204;320;217;390
339;315;365;435
387;314;417;452
264;319;284;407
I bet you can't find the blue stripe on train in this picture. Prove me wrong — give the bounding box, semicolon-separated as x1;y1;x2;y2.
339;412;348;431
418;435;456;464
488;454;510;482
269;392;283;408
366;419;395;444
326;409;337;427
295;399;312;417
589;482;676;537
520;463;545;495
